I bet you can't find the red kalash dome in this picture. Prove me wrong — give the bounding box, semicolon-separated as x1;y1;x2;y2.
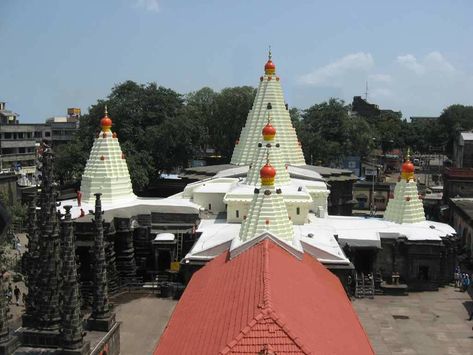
260;163;276;181
101;106;112;131
265;60;276;74
264;49;276;75
402;160;414;174
262;122;276;140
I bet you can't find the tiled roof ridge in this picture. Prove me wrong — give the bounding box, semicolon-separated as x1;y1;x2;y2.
220;240;311;355
262;239;273;309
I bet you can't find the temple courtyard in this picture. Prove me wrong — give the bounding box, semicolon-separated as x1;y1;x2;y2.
6;281;473;354
353;287;473;355
114;286;473;354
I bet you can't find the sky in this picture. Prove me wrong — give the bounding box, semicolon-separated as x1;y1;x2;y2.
1;0;472;122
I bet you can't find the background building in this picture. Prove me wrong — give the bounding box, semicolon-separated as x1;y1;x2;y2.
0;103;80;174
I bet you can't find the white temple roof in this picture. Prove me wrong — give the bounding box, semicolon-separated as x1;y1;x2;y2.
183;213;456;265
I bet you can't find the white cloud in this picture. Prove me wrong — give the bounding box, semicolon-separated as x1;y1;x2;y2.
299;52;374;85
368;73;392;84
370;88;393;99
135;0;160;13
397;54;425;74
293;50;472;119
397;51;456;75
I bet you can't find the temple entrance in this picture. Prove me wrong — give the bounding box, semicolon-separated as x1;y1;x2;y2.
353;249;377;275
158;250;171;272
418;265;430;281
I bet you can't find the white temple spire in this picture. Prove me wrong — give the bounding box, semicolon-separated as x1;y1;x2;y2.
239;161;294;242
80;107;136;204
231;52;305;166
384;149;425;223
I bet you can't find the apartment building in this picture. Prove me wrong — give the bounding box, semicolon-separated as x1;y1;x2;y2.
0;102;79;173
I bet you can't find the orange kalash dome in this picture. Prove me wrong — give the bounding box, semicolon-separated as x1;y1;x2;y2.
264;48;276;75
260;163;276;185
101;106;113;132
262;122;276;141
401;151;415;181
265;59;276;75
402;160;414;174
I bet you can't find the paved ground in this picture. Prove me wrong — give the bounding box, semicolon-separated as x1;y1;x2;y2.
353;286;473;355
113;293;177;355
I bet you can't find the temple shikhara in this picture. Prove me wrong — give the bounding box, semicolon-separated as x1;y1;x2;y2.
6;50;457;355
80;106;136;204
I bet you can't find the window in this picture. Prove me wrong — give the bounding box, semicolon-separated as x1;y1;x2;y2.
34;132;42;138
45;131;51;137
208;203;211;210
296;207;300;215
236;210;239;218
3;133;11;139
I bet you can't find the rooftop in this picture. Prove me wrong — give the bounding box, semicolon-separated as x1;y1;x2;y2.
155;239;374;355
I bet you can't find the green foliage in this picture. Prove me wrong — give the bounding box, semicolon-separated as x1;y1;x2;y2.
53;76;473;190
54;82;255;192
0;191;26;231
438;104;473;154
298;98;374;165
207;86;256;160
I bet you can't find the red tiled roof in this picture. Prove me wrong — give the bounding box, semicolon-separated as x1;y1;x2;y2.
154;239;374;355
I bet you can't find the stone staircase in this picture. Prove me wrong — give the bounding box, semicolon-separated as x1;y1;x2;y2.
355;273;375;299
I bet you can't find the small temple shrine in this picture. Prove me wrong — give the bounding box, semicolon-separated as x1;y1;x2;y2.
384;151;426;223
80;106;136;205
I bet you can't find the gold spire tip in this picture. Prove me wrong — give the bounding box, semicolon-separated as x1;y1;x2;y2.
268;45;272;60
104;105;108;117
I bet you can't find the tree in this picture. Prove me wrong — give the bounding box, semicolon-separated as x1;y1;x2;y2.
298;98;375;165
208;86;256;161
438;104;473;155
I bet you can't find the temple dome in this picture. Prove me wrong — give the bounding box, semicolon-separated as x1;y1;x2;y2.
401;157;415;181
260;163;276;185
262;122;276;141
402;160;414;173
101;107;112;132
264;59;276;75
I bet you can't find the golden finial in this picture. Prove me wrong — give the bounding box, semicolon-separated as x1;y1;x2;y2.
267;112;271;124
268;45;272;60
406;147;411;161
104;105;108;117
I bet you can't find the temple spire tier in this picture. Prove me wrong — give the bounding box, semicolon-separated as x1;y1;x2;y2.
384;150;425;224
87;193;116;332
231;53;305;166
239;163;294;242
60;206;90;352
246;118;291;186
80;107;135;205
22;194;39;325
34;144;62;331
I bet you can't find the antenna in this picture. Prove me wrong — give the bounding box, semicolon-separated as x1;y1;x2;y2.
364;81;369;101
